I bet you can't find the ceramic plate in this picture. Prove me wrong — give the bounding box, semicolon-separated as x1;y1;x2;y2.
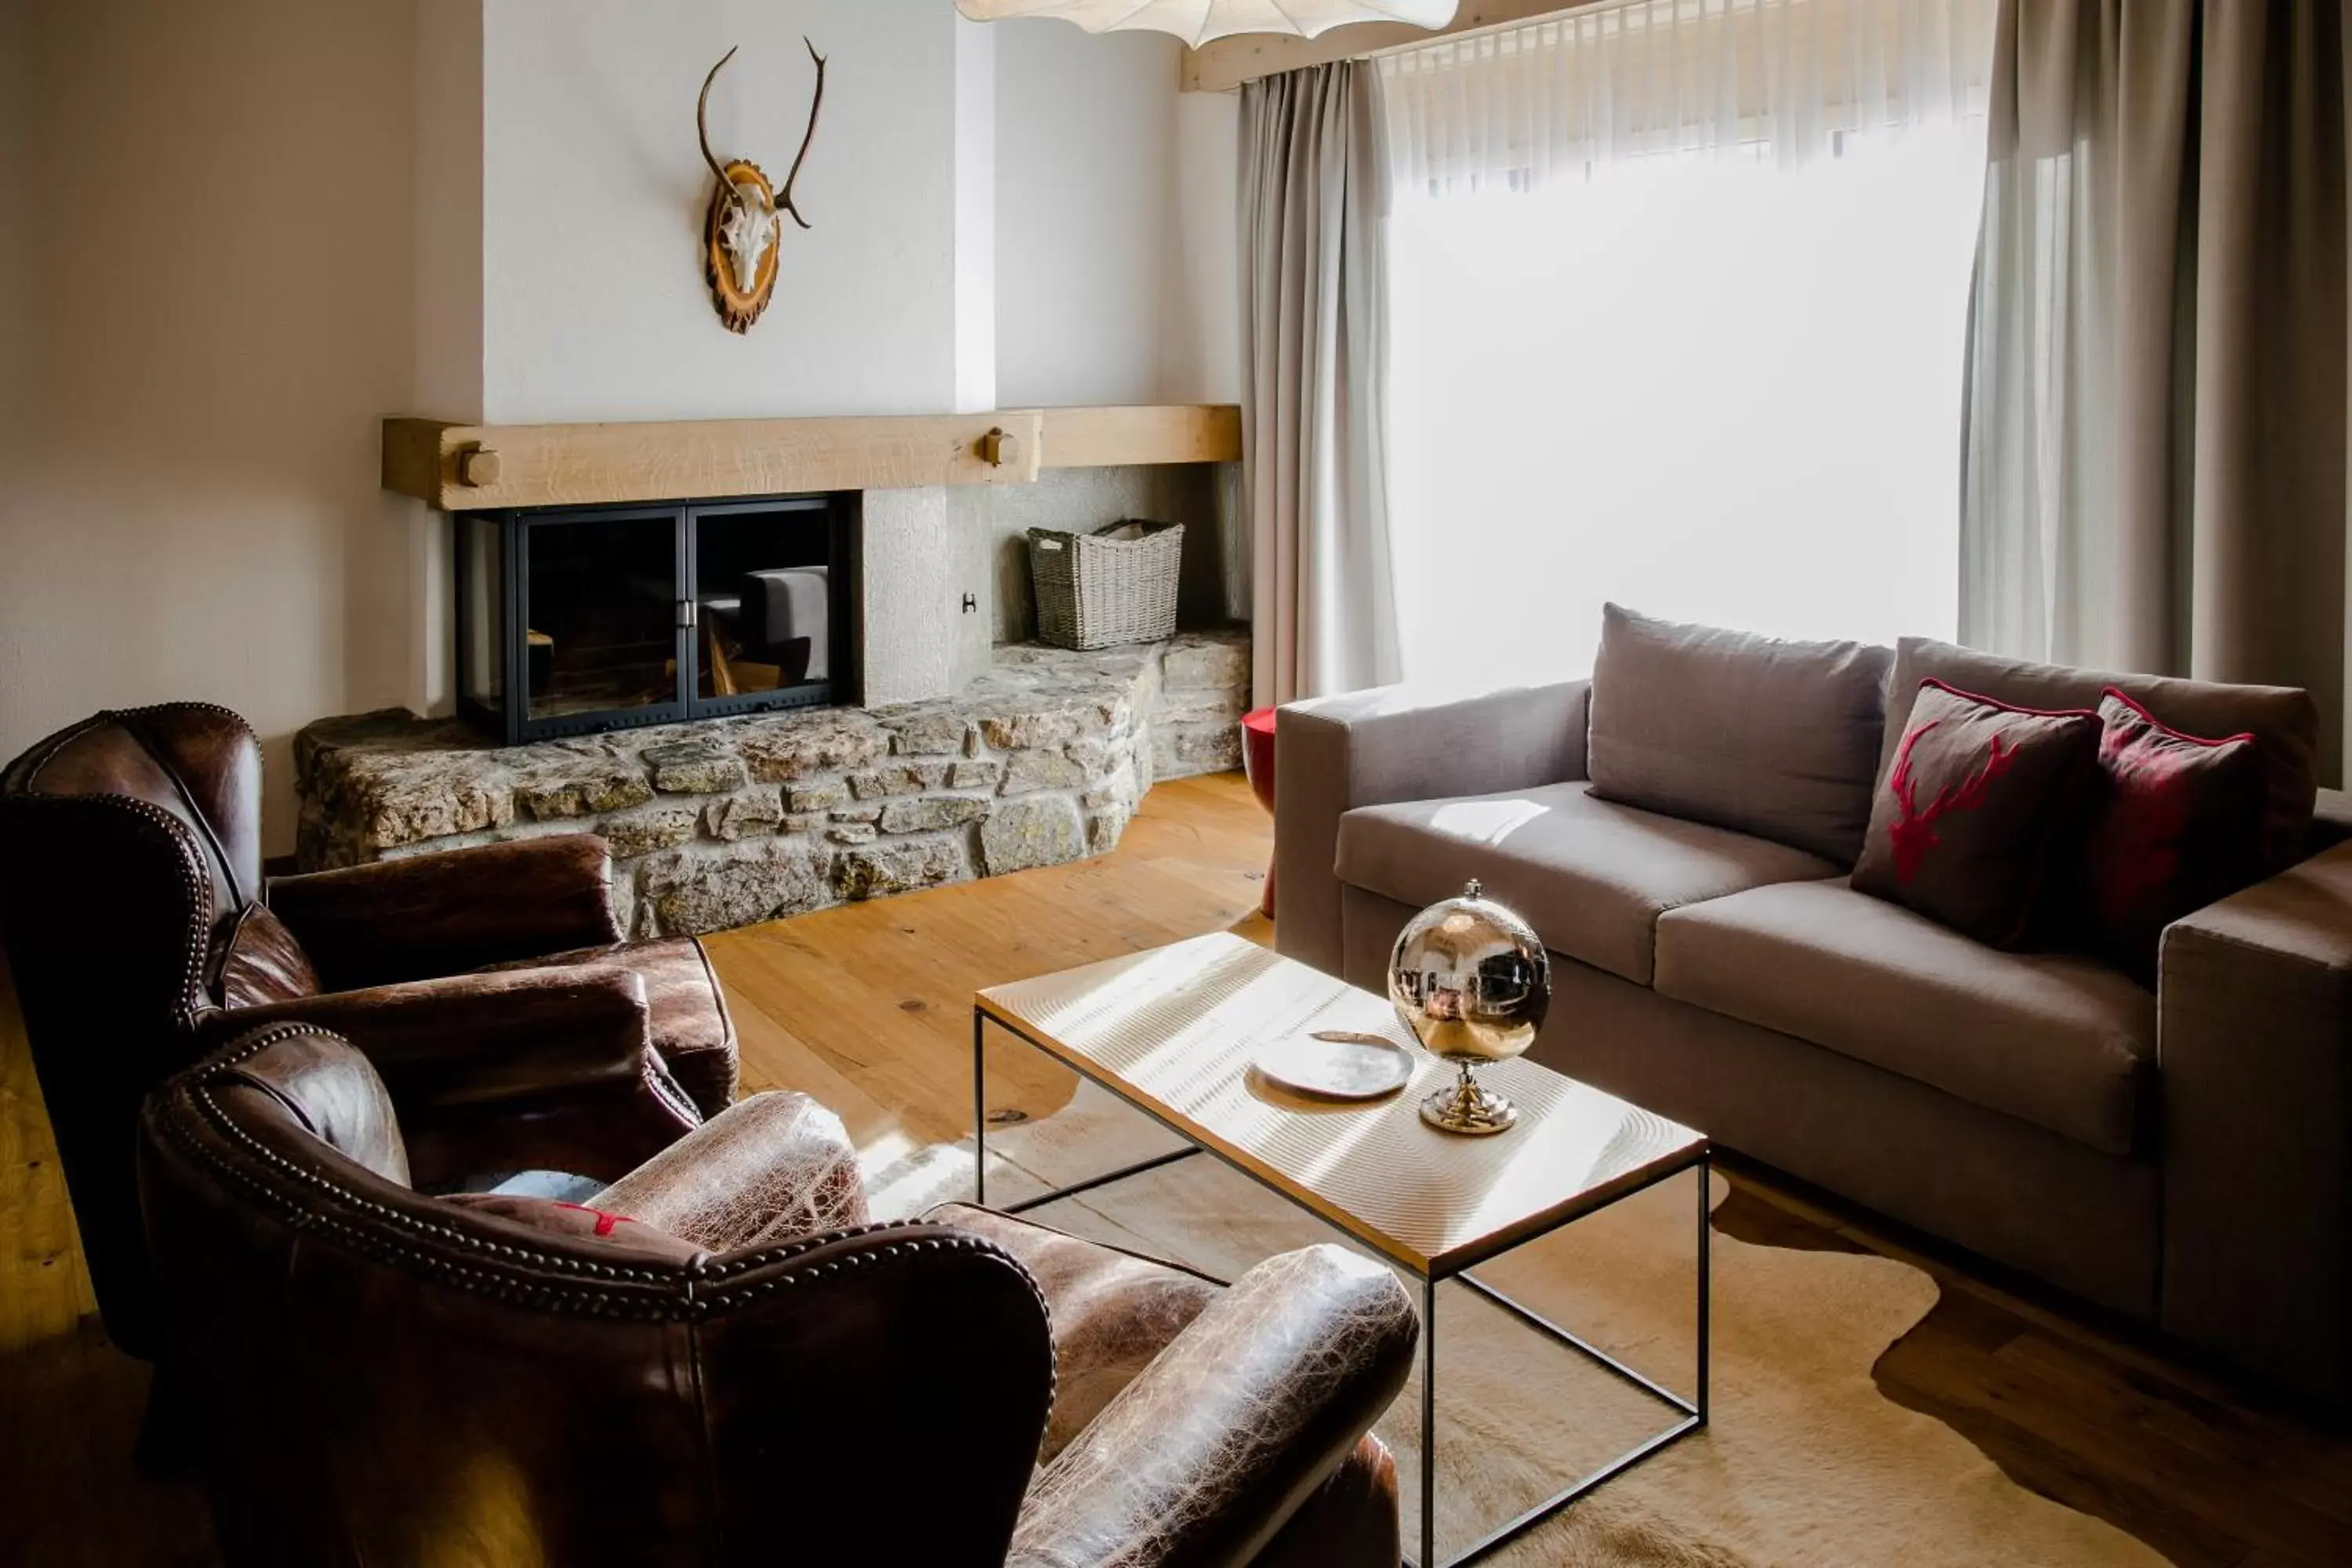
1252;1030;1414;1101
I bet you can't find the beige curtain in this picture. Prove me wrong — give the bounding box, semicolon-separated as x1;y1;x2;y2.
1240;60;1400;706
1960;0;2349;776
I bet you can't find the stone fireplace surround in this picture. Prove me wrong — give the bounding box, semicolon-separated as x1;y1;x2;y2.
297;627;1250;938
347;409;1252;935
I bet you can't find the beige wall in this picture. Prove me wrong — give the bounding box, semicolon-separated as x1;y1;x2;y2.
0;0;428;855
0;3;28;456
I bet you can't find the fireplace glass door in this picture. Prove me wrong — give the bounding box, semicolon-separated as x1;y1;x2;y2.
520;508;687;728
688;497;838;713
455;494;850;745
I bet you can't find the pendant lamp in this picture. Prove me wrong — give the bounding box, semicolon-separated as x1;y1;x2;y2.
954;1;1459;47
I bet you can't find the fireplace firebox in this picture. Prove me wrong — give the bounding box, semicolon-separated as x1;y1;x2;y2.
456;493;857;745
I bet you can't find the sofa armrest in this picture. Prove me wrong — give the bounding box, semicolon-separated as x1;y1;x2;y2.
2310;786;2352;855
2160;838;2352;1403
199;964;699;1184
1007;1244;1417;1568
1275;680;1590;975
590;1091;868;1250
267;834;622;989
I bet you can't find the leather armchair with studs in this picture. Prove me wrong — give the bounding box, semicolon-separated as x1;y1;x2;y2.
140;1023;1421;1567
0;703;736;1357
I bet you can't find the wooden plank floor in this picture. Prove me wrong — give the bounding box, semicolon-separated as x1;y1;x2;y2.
3;770;2349;1565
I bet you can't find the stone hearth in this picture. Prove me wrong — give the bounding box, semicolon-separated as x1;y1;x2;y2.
295;630;1250;937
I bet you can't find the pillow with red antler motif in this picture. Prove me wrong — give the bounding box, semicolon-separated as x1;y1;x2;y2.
2077;689;2266;985
1851;681;2103;949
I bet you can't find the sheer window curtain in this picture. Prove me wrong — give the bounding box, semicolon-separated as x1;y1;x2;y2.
1381;0;1998;687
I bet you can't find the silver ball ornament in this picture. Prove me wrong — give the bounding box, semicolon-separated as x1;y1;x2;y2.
1388;878;1550;1134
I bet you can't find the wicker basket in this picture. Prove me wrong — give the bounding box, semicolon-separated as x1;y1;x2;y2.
1028;520;1185;650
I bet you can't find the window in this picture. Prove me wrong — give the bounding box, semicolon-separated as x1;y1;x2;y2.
1382;0;1995;684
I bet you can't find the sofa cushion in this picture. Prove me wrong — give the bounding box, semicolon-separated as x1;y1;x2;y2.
1588;604;1893;865
1882;637;2318;873
1336;781;1841;986
2080;689;2268;984
1851;680;2103;949
1655;878;2155;1155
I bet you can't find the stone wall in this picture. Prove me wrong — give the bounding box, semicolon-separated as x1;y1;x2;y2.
295;629;1250;938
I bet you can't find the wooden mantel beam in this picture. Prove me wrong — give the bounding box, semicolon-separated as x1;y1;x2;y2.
1182;0;1584;93
381;405;1243;513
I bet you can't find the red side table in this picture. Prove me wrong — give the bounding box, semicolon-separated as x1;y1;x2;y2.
1241;706;1278;917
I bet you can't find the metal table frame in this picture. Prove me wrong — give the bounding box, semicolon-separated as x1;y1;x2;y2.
975;1007;1711;1568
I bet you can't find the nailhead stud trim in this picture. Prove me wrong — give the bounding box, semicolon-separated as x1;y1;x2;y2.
155;1025;1054;1341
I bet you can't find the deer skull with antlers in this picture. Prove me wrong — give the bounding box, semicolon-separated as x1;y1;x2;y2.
698;38;826;334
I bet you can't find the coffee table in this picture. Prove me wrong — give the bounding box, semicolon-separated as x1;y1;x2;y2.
974;932;1711;1568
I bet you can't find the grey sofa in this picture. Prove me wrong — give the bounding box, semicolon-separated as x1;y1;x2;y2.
1275;637;2352;1405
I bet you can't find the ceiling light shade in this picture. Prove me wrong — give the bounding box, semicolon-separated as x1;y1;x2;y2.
954;1;1460;47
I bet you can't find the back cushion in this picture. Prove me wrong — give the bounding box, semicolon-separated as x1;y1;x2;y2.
1588;604;1893;865
222;1031;411;1187
1882;639;2319;872
27;716;245;934
216;902;321;1009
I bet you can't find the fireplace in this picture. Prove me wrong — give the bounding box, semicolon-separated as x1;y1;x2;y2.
456;493;858;744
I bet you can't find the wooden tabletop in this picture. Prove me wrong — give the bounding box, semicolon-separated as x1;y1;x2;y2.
978;932;1708;1277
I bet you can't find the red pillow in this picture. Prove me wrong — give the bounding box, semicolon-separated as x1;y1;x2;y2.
2078;689;2266;984
1852;680;2103;949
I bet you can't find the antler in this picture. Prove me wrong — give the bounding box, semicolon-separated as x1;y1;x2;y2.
697;45;742;204
1885;719;2019;884
777;37;827;230
1887;720;1933;824
1946;734;2016;814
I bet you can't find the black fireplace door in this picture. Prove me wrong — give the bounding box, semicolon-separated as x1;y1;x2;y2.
686;496;839;714
515;506;689;732
455;495;851;745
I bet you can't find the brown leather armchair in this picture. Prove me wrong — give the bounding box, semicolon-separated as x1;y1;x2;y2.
141;1024;1420;1567
0;703;736;1357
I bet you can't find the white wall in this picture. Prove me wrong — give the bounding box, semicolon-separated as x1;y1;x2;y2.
408;0;487;717
416;0;486;423
480;5;1236;420
481;0;960;423
994;23;1183;408
0;0;426;855
1171;89;1243;405
953;20;999;416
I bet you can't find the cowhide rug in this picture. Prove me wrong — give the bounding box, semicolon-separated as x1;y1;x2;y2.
863;1083;2162;1567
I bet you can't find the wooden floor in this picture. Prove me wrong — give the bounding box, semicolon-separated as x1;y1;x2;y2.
4;770;2350;1565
